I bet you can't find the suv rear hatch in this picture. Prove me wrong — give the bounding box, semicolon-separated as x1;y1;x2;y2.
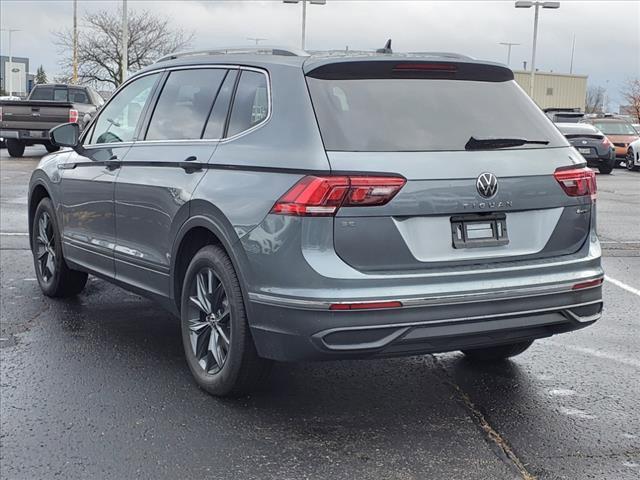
302;58;594;273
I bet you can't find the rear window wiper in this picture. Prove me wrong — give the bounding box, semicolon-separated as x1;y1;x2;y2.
465;136;550;150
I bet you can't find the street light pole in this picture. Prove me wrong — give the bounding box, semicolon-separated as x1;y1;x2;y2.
515;1;560;97
121;0;128;84
569;34;576;74
499;42;520;66
283;0;326;51
247;37;267;46
73;0;78;84
1;28;20;95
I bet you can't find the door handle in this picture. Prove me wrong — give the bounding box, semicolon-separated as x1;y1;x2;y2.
184;156;197;162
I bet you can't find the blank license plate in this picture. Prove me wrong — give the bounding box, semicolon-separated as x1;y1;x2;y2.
450;213;509;249
578;148;591;154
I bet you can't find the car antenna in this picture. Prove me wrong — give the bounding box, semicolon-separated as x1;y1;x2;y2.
376;39;393;54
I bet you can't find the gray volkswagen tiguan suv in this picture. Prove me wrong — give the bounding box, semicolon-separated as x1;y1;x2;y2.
29;48;603;396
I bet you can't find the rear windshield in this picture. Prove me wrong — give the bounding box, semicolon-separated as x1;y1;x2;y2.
591;122;637;136
307;78;567;151
29;87;90;104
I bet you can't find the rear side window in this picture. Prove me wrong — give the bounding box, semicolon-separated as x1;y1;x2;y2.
146;69;227;141
307;78;567;151
227;70;269;138
69;88;89;104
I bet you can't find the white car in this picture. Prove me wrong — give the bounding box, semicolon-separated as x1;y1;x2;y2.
627;137;640;171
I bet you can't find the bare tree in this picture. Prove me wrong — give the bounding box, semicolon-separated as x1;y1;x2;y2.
585;85;606;114
621;78;640;122
53;8;193;89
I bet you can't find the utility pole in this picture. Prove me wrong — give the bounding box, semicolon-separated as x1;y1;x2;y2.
1;28;20;95
569;34;576;74
72;0;78;84
121;0;128;84
499;42;520;67
515;1;560;96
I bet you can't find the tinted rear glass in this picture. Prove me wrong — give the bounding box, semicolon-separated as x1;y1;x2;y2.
307;78;567;151
30;87;68;101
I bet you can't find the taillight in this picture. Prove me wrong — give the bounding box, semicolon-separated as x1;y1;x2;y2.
271;175;406;216
69;109;79;123
601;136;612;148
554;167;597;199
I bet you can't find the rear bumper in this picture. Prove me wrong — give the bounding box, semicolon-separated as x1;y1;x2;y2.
249;286;602;361
0;129;50;142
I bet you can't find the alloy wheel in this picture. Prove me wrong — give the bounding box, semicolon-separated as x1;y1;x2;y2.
186;268;231;374
35;212;56;283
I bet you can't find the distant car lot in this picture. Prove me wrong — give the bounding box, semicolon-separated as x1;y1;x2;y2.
1;146;639;479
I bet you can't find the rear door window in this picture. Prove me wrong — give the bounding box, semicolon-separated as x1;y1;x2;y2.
69;88;89;104
146;69;226;141
226;70;269;138
202;70;238;139
307;77;567;151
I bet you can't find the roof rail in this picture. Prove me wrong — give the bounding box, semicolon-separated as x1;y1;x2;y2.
406;52;474;60
155;46;308;63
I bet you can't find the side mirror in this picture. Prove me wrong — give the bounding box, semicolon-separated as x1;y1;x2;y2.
50;123;80;148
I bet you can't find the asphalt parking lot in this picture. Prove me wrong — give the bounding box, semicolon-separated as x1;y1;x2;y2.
1;146;638;480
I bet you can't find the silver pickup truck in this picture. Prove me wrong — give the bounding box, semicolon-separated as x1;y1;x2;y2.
0;84;104;157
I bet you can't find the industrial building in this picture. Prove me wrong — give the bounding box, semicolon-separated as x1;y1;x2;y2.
514;70;588;110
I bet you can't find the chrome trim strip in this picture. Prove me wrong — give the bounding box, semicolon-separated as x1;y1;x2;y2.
248;277;604;311
562;309;602;324
313;300;603;340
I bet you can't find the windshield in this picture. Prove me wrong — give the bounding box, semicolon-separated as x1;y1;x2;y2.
592;122;637;135
307;78;567;151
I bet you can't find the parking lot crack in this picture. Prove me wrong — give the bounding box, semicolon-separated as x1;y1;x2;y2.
432;355;536;480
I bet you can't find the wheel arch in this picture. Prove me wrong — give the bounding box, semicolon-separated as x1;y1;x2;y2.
171;208;251;316
28;181;52;251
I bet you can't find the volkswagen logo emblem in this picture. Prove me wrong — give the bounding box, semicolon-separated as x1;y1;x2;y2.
476;173;498;198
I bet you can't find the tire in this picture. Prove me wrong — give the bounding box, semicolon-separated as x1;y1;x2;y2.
598;158;614;174
626;150;638;171
462;340;533;361
180;244;271;397
32;197;88;297
6;139;25;158
44;142;60;153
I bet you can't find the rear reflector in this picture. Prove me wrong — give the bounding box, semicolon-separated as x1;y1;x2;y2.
69;109;79;123
329;301;403;311
554;167;597;198
271;175;406;216
572;278;603;290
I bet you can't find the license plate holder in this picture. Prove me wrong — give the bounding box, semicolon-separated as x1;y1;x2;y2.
578;147;591;154
450;213;509;249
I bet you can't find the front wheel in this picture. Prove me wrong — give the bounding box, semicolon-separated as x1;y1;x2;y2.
180;244;271;397
462;340;533;361
6;139;25;158
32;198;88;297
626;150;638;171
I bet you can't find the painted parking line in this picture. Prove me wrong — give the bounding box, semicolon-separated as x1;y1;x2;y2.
0;232;28;236
605;275;640;297
546;341;640;369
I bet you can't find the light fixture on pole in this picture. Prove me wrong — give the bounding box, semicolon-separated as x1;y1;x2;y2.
499;42;520;67
282;0;326;51
247;37;267;46
515;0;560;96
1;28;20;95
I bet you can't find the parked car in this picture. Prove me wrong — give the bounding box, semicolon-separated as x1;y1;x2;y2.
28;49;603;397
544;108;584;123
581;117;640;165
555;123;616;173
0;95;22;148
626;138;640;171
0;84;104;157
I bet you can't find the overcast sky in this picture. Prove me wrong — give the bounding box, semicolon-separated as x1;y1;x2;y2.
1;0;638;108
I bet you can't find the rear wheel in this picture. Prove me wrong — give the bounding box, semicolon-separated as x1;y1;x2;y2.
180;244;271;397
44;142;60;153
462;340;533;361
6;139;25;158
32;198;88;297
598;161;613;174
